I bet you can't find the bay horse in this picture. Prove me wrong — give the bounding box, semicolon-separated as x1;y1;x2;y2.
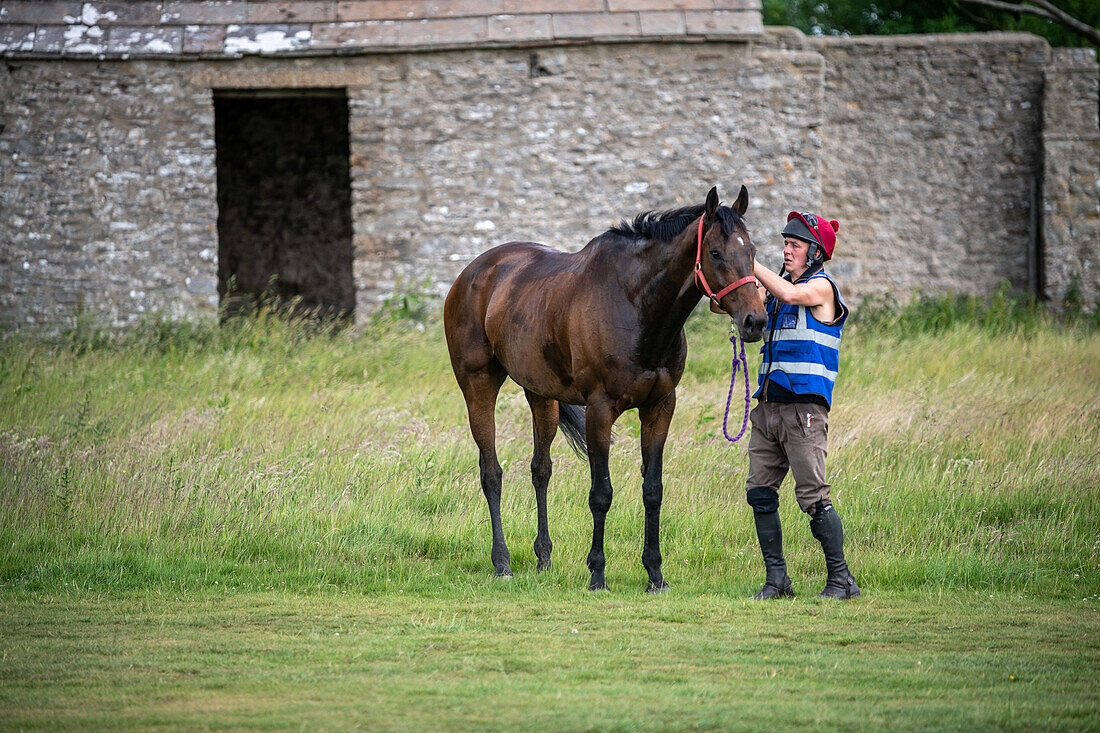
444;186;766;592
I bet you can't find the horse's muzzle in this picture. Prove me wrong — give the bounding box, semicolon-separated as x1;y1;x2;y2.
740;312;766;342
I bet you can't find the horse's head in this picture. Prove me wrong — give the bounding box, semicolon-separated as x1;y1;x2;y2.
697;186;767;342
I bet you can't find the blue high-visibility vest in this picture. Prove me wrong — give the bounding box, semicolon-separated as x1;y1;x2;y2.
755;269;848;407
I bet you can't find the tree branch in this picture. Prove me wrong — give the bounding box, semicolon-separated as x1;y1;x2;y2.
957;0;1100;45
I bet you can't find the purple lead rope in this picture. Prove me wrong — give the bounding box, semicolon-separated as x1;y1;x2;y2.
722;329;751;443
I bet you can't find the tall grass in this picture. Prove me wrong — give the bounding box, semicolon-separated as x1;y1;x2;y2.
1;291;1097;600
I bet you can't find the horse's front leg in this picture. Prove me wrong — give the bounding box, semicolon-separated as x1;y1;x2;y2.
584;397;618;591
639;391;676;593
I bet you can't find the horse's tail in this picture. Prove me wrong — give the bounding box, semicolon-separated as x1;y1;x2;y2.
558;403;589;461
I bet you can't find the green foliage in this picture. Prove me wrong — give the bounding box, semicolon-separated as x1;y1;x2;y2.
763;0;1100;49
849;282;1100;337
371;276;438;330
46;301;351;361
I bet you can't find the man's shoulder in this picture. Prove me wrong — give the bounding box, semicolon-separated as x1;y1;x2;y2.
805;272;839;297
810;269;844;296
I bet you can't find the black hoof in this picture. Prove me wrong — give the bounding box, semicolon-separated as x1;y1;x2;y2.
646;581;671;594
588;579;609;592
536;559;552;573
493;568;513;580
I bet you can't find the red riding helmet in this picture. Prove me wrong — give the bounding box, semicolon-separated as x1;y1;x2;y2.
783;211;839;261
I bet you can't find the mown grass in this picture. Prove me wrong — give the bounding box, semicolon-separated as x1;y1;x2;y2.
1;291;1098;730
2;592;1096;731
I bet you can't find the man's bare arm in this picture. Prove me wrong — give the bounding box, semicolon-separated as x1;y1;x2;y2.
753;260;832;307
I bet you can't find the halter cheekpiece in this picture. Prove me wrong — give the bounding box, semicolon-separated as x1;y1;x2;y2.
694;214;758;308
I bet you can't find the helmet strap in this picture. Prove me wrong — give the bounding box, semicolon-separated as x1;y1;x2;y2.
806;243;820;267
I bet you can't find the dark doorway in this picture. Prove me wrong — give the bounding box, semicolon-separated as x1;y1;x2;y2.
214;88;354;320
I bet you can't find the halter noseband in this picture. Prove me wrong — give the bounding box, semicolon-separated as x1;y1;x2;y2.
694;215;758;308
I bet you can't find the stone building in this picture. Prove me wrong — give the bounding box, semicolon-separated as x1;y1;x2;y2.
0;1;1096;330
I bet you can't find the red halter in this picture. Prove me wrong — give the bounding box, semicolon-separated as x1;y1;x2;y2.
694;215;758;308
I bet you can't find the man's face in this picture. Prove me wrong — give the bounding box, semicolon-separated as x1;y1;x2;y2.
783;237;811;276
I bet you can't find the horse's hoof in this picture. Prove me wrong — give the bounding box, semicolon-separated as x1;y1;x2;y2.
588;581;609;592
494;569;513;580
536;560;552;572
646;581;671;594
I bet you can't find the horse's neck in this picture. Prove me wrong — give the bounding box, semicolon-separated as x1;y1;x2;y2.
632;229;701;356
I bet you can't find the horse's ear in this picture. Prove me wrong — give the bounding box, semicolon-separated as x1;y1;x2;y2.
704;186;719;220
732;185;749;217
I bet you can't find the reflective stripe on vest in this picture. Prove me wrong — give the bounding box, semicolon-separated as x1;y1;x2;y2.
755;270;847;405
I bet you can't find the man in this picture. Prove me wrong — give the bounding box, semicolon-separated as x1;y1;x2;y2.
746;211;860;600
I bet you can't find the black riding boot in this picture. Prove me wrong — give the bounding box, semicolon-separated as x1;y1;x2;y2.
751;510;794;600
809;502;860;599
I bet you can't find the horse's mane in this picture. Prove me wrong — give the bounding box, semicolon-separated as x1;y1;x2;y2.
607;204;744;243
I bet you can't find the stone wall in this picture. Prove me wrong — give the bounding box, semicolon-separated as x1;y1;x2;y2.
0;59;218;328
813;32;1050;302
1042;47;1100;309
339;43;823;310
0;43;823;330
1;14;1097;330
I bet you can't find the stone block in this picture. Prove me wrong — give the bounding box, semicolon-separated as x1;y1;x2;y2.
609;0;711;10
487;14;552;43
502;0;605;12
311;21;399;50
82;2;163;25
182;24;228;54
684;10;763;36
396;17;488;47
62;24;107;54
336;1;425;22
246;2;337;23
223;24;312;55
107;26;183;54
425;0;508;17
0;25;36;53
552;12;642;40
161;1;248;25
31;25;67;53
0;2;82;24
639;11;686;36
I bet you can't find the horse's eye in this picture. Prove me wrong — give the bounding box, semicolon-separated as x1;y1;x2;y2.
709;249;721;260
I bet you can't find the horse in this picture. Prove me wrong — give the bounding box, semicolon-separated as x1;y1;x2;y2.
443;186;766;592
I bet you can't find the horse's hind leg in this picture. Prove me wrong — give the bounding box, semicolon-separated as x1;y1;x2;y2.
459;366;511;577
525;389;558;572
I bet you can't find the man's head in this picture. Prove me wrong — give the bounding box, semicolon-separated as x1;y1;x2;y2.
782;212;838;277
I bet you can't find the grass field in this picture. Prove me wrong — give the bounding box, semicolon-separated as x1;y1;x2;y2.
1;294;1098;730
